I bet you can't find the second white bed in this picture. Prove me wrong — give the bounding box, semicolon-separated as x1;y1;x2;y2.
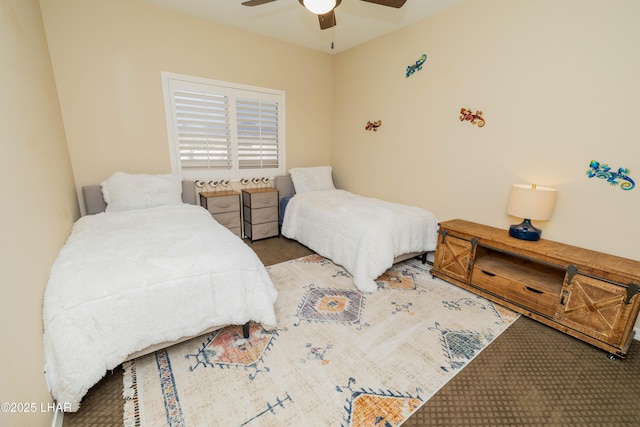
281;185;438;293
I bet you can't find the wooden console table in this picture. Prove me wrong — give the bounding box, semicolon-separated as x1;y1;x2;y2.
430;219;640;358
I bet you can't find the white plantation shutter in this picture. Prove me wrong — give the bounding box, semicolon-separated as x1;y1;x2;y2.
174;89;231;170
236;97;280;170
163;73;285;180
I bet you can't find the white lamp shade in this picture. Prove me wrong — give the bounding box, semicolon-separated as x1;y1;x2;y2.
507;184;557;220
303;0;336;14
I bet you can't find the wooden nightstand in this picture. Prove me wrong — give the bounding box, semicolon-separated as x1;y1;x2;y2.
199;190;241;237
242;188;279;241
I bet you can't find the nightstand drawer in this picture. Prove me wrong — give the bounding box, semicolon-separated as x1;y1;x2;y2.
243;206;278;224
213;211;241;229
242;190;277;208
203;195;240;214
244;221;278;241
227;226;241;238
199;191;241;237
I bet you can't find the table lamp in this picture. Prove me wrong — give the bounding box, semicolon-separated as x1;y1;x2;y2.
506;184;557;241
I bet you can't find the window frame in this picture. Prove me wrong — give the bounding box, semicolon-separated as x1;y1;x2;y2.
162;72;286;181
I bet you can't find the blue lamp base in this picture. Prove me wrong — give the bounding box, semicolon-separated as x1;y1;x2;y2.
509;218;542;241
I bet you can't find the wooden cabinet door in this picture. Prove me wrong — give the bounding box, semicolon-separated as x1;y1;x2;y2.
557;271;637;347
432;231;476;283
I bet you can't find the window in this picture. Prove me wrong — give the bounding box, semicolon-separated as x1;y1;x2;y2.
162;72;285;180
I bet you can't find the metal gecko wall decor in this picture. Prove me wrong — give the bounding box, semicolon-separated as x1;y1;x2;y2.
365;120;382;131
459;108;485;127
406;54;427;77
586;160;635;191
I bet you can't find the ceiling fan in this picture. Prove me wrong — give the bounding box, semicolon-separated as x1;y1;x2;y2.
241;0;407;30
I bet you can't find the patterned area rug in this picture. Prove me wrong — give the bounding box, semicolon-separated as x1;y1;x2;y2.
123;255;518;426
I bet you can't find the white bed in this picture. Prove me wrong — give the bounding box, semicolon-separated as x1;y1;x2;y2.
43;173;278;411
277;166;439;293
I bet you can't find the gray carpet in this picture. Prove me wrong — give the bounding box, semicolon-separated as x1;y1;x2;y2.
403;315;640;426
63;236;640;426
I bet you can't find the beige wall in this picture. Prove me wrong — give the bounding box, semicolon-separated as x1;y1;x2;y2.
39;0;333;214
0;0;77;426
333;0;640;263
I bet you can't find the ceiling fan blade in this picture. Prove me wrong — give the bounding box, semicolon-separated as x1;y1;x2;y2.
318;10;337;30
360;0;407;8
241;0;278;6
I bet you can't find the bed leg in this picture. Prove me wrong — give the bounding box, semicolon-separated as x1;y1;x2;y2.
421;253;427;264
242;322;250;338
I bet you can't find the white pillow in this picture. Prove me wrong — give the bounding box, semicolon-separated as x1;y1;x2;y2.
289;166;335;194
101;172;182;212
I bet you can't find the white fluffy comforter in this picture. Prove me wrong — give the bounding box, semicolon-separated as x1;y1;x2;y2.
281;189;438;293
43;204;278;411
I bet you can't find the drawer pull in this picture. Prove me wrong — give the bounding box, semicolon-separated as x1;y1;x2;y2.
481;270;496;277
525;286;543;294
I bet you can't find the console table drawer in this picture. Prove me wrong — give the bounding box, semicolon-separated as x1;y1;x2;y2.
472;256;562;318
472;268;557;317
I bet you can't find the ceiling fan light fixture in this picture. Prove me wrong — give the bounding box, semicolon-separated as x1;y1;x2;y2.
303;0;336;15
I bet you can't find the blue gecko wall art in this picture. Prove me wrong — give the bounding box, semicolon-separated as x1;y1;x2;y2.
586;160;635;191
